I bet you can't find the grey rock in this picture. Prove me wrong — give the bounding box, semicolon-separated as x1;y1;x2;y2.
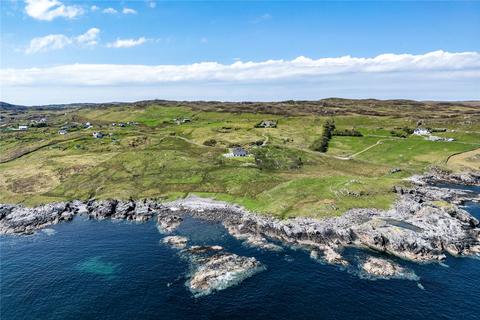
162;236;188;249
183;246;264;297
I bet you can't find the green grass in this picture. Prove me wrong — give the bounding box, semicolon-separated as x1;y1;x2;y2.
1;103;479;218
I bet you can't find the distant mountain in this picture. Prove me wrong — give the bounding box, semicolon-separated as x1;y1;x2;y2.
1;98;479;112
0;101;28;111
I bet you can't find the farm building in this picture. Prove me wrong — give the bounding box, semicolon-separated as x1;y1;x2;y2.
93;132;104;139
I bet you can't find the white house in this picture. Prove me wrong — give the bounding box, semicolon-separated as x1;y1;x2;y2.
93;132;104;139
18;125;28;131
413;128;430;136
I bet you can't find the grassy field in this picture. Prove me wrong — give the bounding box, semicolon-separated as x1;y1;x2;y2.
1;100;479;219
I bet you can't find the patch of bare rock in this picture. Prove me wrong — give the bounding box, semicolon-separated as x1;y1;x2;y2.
162;236;188;249
361;257;418;280
157;214;183;233
161;236;264;296
310;246;348;266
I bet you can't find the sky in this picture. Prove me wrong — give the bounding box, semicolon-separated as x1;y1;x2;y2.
0;0;479;105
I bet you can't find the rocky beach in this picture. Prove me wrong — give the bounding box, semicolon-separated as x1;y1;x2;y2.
1;171;479;283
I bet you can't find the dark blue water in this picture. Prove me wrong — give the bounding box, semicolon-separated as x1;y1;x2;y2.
2;197;480;320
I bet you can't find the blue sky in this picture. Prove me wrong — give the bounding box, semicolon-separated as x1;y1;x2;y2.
1;1;479;104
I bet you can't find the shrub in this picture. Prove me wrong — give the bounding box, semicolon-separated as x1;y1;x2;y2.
333;128;363;137
203;139;217;147
390;130;407;138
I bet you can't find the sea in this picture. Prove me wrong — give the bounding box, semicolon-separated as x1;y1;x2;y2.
1;184;479;320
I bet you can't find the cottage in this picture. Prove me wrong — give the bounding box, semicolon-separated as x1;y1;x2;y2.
256;120;277;128
93;131;104;139
232;147;248;157
413;128;430;136
58;129;67;135
18;125;28;131
83;122;92;129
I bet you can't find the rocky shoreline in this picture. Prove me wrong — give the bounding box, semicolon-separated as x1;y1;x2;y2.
1;171;479;277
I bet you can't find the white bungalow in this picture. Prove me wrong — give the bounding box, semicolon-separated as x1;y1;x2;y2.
413;128;430;136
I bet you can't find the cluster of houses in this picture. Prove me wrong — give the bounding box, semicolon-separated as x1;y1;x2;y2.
413;128;455;142
111;122;137;127
57;122;94;135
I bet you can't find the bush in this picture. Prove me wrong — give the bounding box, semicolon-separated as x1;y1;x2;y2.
203;139;217;147
333;128;363;137
390;130;407;138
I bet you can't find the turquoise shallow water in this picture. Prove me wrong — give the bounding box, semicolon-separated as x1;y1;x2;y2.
1;187;479;320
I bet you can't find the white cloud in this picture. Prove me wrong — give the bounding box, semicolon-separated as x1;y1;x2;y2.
25;34;71;54
3;51;480;103
148;1;156;9
25;0;84;21
106;37;147;48
75;28;100;46
25;28;100;54
90;5;99;12
102;7;117;14
122;7;137;14
12;50;478;83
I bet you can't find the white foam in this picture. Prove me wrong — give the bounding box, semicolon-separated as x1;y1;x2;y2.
42;228;56;236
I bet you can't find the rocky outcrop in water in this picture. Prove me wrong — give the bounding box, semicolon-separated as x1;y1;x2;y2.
310;246;349;266
162;236;188;249
161;236;264;296
361;257;415;279
157;213;183;233
182;245;265;297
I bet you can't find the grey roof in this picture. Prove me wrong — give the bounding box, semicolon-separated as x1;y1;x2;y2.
232;147;248;156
